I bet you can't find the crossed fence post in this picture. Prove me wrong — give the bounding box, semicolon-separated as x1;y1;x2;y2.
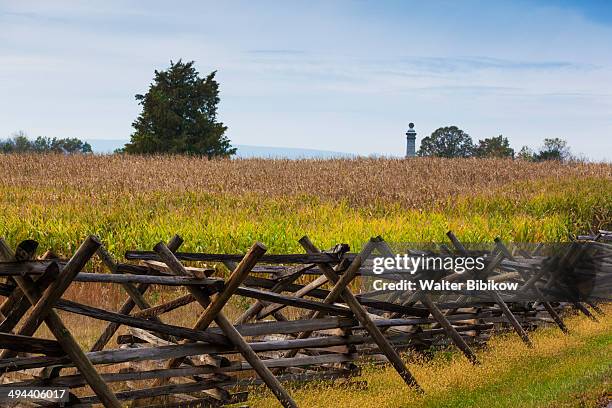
153;240;299;408
494;238;569;334
516;241;599;321
446;231;533;347
279;235;423;392
0;237;122;408
373;239;480;364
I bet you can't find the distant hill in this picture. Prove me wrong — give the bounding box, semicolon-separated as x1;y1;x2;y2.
233;145;354;159
87;139;127;153
87;139;355;159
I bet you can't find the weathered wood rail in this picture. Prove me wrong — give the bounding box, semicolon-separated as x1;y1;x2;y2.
0;232;608;407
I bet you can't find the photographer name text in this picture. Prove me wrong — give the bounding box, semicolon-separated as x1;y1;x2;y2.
372;279;518;291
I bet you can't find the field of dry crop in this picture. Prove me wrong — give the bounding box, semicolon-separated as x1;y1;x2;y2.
1;154;610;207
0;154;610;258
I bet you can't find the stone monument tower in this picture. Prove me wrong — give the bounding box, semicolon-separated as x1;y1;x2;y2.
405;123;416;157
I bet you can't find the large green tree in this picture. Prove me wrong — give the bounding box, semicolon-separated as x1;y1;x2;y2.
418;126;474;158
124;60;236;157
474;135;514;158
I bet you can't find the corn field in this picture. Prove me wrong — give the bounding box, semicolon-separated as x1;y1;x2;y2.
0;154;610;257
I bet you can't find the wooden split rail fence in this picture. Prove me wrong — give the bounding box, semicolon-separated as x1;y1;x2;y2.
0;231;608;407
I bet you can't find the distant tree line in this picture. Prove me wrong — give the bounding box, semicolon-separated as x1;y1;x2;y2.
418;126;572;161
0;131;92;154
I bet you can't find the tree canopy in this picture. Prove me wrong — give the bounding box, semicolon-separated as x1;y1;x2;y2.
124;60;236;157
516;146;535;161
418;126;474;158
516;138;572;162
416;127;573;162
474;135;514;158
534;138;571;161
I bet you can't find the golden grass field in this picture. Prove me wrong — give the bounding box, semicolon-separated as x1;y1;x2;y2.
1;154;611;407
0;154;610;257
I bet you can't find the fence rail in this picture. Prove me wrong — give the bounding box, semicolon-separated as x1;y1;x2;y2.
0;231;609;407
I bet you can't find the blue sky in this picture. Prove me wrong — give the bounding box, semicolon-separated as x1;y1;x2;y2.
1;0;611;160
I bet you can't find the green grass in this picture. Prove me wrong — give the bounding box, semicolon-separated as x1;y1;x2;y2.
420;331;610;408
